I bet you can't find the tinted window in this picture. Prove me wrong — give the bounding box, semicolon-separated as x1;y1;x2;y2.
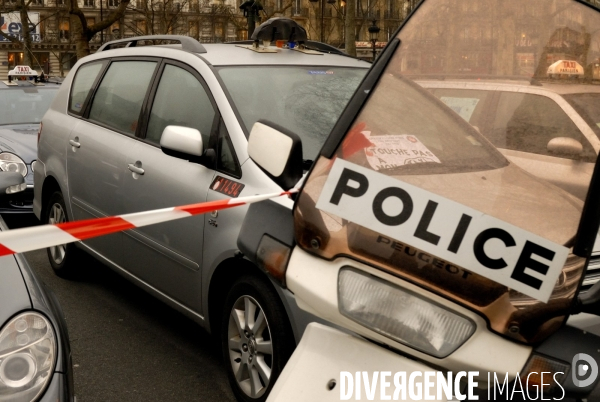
429;88;490;129
146;64;215;146
491;92;596;161
69;62;104;115
89;61;156;135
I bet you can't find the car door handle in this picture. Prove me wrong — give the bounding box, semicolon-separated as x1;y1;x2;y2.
128;164;145;175
69;139;80;148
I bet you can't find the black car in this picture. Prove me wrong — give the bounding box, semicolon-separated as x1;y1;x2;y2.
0;172;74;401
0;77;59;213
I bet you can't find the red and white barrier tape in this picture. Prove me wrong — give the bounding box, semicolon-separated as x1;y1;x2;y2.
0;190;297;257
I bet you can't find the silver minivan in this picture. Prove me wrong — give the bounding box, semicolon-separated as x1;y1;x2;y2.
33;31;369;401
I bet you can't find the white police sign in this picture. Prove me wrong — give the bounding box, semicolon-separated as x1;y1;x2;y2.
316;159;569;302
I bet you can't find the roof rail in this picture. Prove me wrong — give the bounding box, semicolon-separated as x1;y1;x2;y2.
97;35;207;53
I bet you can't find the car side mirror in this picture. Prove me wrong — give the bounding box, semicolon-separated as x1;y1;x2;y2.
160;125;215;166
576;280;600;316
0;172;25;196
248;120;303;190
547;137;583;157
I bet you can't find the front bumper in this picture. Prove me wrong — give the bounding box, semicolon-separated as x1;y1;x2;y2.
267;322;450;402
38;371;74;402
0;186;33;213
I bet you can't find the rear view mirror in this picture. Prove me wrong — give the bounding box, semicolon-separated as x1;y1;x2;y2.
547;137;583;157
248;120;303;190
0;172;25;196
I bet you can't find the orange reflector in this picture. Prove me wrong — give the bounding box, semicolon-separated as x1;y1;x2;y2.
257;235;291;286
520;354;568;395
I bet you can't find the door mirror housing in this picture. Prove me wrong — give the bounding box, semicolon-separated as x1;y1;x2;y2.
547;137;583;157
576;281;600;316
160;126;204;159
248;120;303;190
160;125;215;166
0;172;25;196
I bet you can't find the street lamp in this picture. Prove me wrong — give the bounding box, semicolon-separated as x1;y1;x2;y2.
308;0;336;43
368;19;380;62
240;0;263;39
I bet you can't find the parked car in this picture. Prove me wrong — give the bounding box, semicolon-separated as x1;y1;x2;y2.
33;21;369;402
418;79;600;294
0;171;74;402
0;68;60;213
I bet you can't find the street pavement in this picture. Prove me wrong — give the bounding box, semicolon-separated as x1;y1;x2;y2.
3;214;236;402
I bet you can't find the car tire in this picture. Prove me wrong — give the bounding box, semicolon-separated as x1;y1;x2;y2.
45;191;78;278
221;274;295;402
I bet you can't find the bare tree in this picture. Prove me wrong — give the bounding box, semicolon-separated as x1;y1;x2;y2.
344;0;355;55
129;0;189;35
69;0;130;59
0;0;39;67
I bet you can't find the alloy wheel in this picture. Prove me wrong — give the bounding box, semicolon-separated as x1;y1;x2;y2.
227;295;273;399
48;202;67;264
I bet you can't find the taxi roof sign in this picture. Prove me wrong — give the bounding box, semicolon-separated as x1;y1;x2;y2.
8;65;37;77
547;60;584;77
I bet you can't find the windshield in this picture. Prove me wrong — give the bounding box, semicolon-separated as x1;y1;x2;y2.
0;88;58;125
217;66;367;161
350;73;508;175
294;0;600;345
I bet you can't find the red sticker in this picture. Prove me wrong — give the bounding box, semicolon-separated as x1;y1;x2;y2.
210;176;245;198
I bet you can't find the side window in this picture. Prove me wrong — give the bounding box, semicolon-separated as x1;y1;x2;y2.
491;92;596;162
69;61;104;115
430;88;490;129
146;64;215;147
89;61;157;135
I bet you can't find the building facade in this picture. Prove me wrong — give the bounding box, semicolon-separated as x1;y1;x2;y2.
1;0;597;79
0;0;417;78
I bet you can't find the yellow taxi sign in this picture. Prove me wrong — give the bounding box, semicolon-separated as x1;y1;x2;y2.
547;60;584;77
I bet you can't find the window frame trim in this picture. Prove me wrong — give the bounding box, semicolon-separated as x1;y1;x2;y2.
139;58;242;177
67;59;109;117
80;56;162;138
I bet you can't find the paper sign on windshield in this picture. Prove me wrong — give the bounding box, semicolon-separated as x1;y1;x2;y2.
365;134;441;171
316;159;569;303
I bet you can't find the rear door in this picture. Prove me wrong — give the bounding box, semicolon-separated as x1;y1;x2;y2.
66;58;159;262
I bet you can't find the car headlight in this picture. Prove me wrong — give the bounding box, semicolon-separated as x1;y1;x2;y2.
0;153;27;178
0;312;57;402
338;268;475;358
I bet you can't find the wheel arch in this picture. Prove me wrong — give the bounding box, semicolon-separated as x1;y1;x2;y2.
40;175;62;221
207;257;297;341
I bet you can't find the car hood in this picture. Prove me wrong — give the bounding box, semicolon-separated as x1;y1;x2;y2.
398;162;583;246
0;124;38;164
0;254;31;326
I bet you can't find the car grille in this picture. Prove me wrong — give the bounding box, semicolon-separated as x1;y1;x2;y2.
581;255;600;293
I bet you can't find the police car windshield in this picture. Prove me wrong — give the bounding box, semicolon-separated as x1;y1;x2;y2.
0;88;58;125
217;66;367;160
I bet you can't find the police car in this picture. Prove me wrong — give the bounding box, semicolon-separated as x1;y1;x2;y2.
0;65;60;213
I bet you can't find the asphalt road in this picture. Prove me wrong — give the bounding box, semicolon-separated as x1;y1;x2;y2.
3;214;236;402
